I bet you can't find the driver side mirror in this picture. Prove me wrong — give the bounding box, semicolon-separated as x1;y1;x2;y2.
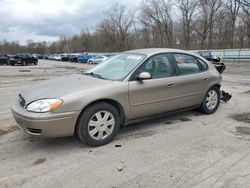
137;72;152;80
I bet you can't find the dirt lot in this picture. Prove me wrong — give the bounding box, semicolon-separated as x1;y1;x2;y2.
0;60;250;188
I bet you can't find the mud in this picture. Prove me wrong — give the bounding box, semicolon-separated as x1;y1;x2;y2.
231;113;250;124
236;127;250;135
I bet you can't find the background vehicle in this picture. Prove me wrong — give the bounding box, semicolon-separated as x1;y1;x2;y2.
33;54;43;59
61;55;71;62
53;55;62;61
196;51;221;62
48;55;54;60
88;55;109;64
9;53;38;66
77;55;95;63
0;54;9;65
68;55;78;62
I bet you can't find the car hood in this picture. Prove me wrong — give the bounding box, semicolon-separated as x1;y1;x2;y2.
21;74;113;104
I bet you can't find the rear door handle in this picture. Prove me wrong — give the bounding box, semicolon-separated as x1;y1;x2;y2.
203;78;209;81
167;83;175;87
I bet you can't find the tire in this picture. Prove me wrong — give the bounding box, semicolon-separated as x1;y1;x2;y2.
22;61;27;66
199;86;220;114
89;60;93;64
10;63;14;66
76;102;120;147
34;61;38;65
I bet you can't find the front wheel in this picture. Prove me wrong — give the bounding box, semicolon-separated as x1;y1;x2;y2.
199;86;220;114
76;102;120;147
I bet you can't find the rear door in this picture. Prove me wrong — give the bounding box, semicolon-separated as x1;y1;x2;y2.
128;53;181;119
170;53;210;109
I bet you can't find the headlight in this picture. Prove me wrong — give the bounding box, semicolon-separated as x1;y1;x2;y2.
26;99;63;113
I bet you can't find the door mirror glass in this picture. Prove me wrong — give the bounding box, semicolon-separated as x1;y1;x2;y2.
138;72;152;80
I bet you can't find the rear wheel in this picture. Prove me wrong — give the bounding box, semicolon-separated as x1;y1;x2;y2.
76;102;120;146
199;86;220;114
34;61;38;65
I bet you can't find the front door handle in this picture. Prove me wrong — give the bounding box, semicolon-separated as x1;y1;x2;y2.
203;78;209;81
167;83;175;87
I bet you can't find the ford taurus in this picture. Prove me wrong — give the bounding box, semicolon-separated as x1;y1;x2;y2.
11;48;222;146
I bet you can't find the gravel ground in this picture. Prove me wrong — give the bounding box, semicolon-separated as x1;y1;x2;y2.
0;60;250;188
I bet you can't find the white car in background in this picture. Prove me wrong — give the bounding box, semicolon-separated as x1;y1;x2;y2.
54;55;62;61
88;55;109;64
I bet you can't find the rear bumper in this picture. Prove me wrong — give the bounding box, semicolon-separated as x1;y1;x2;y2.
11;100;80;137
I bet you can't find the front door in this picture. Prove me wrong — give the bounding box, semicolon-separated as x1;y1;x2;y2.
128;53;179;119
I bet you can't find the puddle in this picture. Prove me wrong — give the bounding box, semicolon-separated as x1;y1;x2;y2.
179;117;192;122
19;69;31;72
55;66;81;70
194;113;204;116
33;158;46;165
32;78;48;81
118;130;156;140
244;90;250;94
231;113;250;124
165;121;173;124
236;127;250;135
0;129;7;136
0;127;17;136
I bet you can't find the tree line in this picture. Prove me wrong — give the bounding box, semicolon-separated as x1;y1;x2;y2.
0;0;249;54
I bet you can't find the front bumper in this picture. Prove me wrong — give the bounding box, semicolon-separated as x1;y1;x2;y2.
11;100;80;137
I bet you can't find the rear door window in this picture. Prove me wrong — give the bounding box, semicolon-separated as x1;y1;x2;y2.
173;53;203;75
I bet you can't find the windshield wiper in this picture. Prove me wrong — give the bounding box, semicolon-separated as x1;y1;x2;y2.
83;72;105;79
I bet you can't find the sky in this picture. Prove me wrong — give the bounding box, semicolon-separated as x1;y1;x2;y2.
0;0;140;44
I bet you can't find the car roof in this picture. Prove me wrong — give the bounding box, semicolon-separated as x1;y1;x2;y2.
124;48;194;57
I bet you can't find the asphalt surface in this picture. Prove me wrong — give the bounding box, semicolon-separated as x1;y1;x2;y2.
0;60;250;188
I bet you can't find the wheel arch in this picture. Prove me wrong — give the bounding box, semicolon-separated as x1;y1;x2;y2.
74;98;126;135
213;83;221;89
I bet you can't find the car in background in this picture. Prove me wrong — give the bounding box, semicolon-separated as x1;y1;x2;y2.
77;55;95;63
69;55;79;62
48;55;54;60
9;53;38;66
87;55;109;64
42;54;49;60
12;48;223;147
61;55;71;62
0;54;9;65
53;55;62;61
196;51;220;62
33;54;43;59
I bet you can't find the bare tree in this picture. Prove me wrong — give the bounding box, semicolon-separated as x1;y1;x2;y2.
177;0;198;49
193;0;223;49
140;0;174;47
97;3;135;51
237;1;250;46
226;0;240;47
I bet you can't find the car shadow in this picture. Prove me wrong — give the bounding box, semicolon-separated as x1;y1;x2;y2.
117;110;201;138
21;110;203;151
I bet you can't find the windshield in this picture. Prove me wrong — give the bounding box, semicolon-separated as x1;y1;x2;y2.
84;53;146;80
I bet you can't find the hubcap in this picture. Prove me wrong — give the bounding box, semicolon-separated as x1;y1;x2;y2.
88;111;115;141
206;90;218;110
